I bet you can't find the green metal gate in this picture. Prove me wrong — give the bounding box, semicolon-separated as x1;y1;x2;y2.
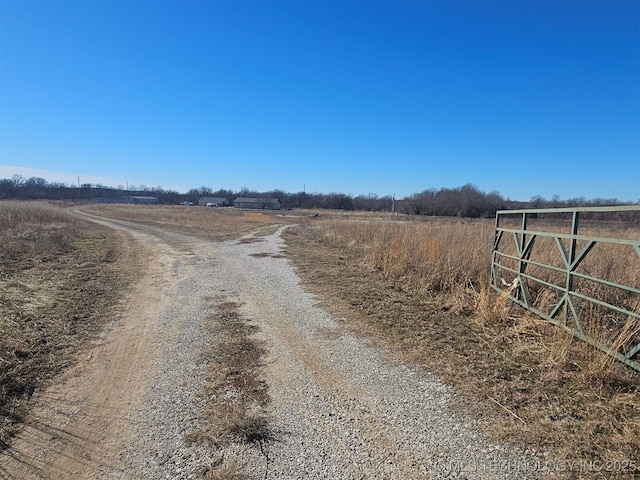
491;206;640;371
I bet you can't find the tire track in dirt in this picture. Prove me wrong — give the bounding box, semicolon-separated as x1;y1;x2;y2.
0;209;187;479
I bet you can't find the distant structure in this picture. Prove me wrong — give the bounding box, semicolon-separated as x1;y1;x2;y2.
233;197;281;210
91;197;124;204
125;196;158;205
199;197;230;207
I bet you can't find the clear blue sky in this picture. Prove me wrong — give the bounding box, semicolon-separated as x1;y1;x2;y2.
1;1;639;201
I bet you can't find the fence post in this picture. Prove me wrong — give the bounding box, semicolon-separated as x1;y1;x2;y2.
562;211;580;327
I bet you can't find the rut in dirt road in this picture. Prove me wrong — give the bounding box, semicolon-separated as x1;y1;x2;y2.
0;210;219;479
0;212;539;479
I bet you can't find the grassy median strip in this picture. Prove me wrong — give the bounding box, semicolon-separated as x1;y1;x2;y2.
190;298;270;479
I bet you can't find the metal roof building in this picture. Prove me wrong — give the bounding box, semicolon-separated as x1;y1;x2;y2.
125;196;158;205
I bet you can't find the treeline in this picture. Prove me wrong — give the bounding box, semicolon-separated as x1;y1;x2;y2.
0;175;635;218
402;184;509;217
0;176;183;204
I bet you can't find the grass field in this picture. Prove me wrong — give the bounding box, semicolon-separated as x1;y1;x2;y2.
1;202;637;478
282;212;639;479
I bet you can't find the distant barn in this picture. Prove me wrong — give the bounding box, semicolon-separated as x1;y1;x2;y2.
199;197;230;207
233;198;281;210
125;196;158;205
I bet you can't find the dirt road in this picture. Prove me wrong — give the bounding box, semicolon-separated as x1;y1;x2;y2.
0;210;538;479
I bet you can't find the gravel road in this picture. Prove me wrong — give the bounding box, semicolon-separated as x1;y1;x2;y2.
0;211;542;479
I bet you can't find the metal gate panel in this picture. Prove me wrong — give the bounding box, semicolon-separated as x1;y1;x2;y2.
491;206;640;371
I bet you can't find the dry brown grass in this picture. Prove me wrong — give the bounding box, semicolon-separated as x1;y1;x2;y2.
0;201;138;449
282;214;640;479
321;216;487;280
0;201;79;261
187;298;270;479
197;462;248;480
83;204;289;241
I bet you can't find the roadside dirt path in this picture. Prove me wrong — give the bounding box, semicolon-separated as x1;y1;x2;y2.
0;210;185;478
0;210;537;479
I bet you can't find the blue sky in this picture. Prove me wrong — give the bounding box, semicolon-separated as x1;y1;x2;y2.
1;1;638;201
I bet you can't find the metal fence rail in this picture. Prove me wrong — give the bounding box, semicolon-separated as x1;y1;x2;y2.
491;206;640;371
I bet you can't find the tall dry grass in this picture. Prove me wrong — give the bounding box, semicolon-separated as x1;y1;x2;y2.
289;214;639;475
305;215;640;373
369;220;491;294
311;217;494;309
0;201;79;262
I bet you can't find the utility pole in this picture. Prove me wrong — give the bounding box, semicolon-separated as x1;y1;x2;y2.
391;193;395;214
78;176;80;188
